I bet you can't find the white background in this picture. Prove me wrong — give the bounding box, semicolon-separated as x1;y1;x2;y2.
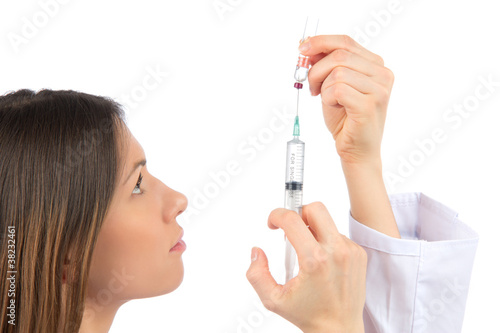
1;0;499;332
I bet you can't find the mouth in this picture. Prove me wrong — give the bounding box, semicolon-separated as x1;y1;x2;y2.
169;229;186;252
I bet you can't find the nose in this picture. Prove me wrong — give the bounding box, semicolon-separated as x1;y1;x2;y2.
174;190;188;217
163;186;188;222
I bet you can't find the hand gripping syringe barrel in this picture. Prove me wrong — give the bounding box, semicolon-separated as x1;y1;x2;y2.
284;120;304;282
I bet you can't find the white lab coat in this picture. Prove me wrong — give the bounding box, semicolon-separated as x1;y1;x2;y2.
349;192;479;333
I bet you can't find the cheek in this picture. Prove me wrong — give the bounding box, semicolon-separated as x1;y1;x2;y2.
87;207;183;301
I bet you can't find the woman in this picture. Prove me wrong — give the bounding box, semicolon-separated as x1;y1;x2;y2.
0;35;477;332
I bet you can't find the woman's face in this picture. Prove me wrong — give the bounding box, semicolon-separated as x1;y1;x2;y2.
86;126;188;303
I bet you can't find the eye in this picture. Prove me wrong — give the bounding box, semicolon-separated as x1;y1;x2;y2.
132;173;143;195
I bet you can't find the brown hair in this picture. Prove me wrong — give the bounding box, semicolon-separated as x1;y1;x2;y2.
0;89;126;332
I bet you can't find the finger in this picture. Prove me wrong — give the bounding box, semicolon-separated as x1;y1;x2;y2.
321;82;366;112
318;66;381;96
310;50;390;95
308;49;385;96
268;208;317;258
246;247;282;311
309;53;327;66
300;35;384;65
301;202;340;244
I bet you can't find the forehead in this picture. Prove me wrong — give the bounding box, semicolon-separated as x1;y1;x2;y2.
118;126;145;178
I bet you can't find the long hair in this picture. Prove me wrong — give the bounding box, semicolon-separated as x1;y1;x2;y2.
0;89;126;332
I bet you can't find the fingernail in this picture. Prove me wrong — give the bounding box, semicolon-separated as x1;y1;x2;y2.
299;41;311;53
251;247;258;262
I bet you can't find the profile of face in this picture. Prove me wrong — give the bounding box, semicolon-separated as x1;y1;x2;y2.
85;126;188;305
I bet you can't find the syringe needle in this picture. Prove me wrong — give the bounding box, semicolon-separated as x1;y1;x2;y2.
296;88;300;117
294;88;300;137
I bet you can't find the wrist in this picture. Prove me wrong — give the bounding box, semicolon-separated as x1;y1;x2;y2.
340;155;401;238
302;319;364;333
340;157;383;179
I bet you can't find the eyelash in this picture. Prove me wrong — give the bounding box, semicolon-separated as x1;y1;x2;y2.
132;173;143;195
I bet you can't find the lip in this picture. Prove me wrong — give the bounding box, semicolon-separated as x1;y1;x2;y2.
169;229;186;252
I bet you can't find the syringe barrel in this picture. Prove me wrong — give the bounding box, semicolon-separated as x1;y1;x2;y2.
285;137;305;184
284;137;304;214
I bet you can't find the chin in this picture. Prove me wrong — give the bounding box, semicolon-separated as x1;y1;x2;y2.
132;260;185;299
161;262;185;295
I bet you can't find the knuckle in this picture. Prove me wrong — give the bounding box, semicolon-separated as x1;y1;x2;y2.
332;82;347;100
375;87;391;107
346;240;368;264
323;82;346;105
322;92;335;107
246;268;260;284
332;48;349;63
302;257;321;274
341;34;355;49
315;248;330;264
383;87;391;101
331;67;345;82
302;247;329;273
376;54;385;66
379;85;391;100
333;244;351;265
312;244;329;260
382;67;395;84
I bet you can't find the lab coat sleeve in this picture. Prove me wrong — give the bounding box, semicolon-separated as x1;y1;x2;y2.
349;192;479;333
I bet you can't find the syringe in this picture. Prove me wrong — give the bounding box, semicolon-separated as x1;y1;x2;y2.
284;17;318;283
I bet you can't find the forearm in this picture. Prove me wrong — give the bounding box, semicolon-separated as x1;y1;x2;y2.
341;158;401;239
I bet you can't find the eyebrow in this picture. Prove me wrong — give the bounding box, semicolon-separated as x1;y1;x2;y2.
123;159;147;185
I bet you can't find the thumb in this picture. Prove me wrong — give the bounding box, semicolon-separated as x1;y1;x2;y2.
246;247;281;311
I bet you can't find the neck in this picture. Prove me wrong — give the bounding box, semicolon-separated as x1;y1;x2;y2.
78;299;125;333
